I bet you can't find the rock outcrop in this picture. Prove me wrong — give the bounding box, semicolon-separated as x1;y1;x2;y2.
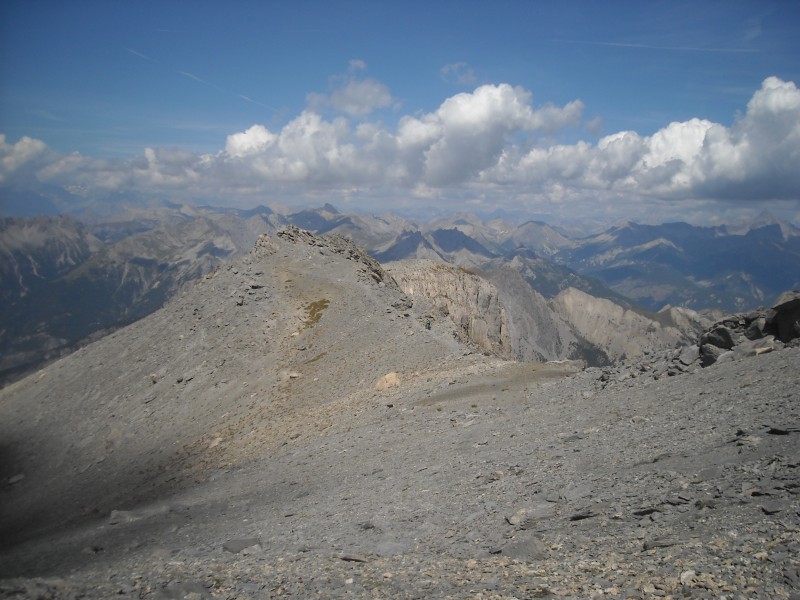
589;289;800;386
388;260;511;358
697;289;800;367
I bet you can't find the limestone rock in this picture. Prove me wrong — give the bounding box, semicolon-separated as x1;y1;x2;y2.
550;287;702;363
375;372;401;391
389;261;512;358
771;290;800;342
502;532;548;560
700;343;728;367
678;344;700;366
701;325;735;350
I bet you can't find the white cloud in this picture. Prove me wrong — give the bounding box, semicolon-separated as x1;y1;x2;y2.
225;124;276;158
485;76;800;203
0;135;50;183
329;79;393;117
348;59;367;72
3;77;799;224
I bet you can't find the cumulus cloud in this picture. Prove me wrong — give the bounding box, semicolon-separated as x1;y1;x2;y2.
225;125;276;158
3;77;799;220
1;135;48;172
486;76;800;202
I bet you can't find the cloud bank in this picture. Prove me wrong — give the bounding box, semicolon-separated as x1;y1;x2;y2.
2;77;799;222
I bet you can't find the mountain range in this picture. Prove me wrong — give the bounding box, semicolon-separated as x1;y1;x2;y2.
1;201;798;384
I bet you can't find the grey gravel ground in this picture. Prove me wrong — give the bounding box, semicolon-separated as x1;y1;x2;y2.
1;230;798;599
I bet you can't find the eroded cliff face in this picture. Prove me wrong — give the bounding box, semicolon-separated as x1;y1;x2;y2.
388;260;512;358
550;287;707;361
484;267;580;363
386;262;711;366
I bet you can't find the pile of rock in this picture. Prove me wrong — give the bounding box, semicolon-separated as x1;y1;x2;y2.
592;290;800;388
698;289;800;366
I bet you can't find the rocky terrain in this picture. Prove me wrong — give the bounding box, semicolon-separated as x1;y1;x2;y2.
1;228;799;599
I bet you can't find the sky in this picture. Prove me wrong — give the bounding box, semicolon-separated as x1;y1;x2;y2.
1;0;799;227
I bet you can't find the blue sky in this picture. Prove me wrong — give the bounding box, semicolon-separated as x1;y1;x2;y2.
1;0;799;226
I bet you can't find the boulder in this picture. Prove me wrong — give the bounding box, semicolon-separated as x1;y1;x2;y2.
700;343;728;367
770;290;800;343
701;325;735;350
744;316;767;340
678;344;700;366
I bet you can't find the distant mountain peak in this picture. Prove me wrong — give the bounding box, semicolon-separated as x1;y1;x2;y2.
748;210;799;240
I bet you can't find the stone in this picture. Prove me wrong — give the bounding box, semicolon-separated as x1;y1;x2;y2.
522;504;557;525
715;350;735;365
680;570;696;585
109;510;139;525
569;508;597;521
734;336;776;359
678;344;700;366
340;554;369;562
771;290;800;342
700;343;728;367
502;532;548;560
375;372;400;391
702;325;735;350
745;316;767;340
506;508;528;526
760;501;785;515
155;581;211;600
560;482;592;501
643;537;678;550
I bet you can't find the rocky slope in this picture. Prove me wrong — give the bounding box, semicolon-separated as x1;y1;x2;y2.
0;212;276;384
1;230;799;599
550;287;712;363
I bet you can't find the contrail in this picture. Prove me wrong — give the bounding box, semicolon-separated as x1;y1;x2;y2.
556;39;758;54
127;48;279;112
126;48;155;61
